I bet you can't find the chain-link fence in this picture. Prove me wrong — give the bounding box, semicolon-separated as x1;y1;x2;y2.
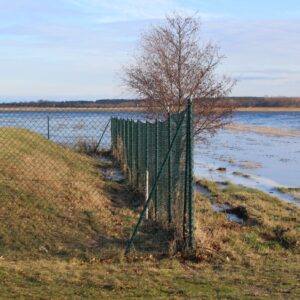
0;108;144;181
0;103;194;256
111;100;194;254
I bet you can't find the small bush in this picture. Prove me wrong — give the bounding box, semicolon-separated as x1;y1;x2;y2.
74;140;98;154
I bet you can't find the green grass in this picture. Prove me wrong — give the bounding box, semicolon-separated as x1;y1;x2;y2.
0;129;300;299
276;186;300;200
232;171;251;178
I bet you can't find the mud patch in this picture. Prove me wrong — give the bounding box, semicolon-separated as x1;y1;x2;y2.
96;156;126;183
216;181;228;191
239;161;262;169
194;183;211;197
212;204;246;224
226;123;300;138
233;171;251;178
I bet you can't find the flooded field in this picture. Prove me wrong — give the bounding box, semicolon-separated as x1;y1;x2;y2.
195;112;300;206
1;109;299;205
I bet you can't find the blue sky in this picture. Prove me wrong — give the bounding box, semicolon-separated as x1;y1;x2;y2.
0;0;299;101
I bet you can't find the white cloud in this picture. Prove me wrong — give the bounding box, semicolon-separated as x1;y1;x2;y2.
0;2;299;99
64;0;206;23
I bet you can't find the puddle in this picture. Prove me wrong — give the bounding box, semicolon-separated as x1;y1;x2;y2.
96;155;126;183
195;161;300;207
194;183;211;197
212;203;245;224
100;167;126;183
194;181;245;224
216;181;228;191
97;156;112;164
269;188;300;206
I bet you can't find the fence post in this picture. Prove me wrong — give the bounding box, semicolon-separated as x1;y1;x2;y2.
145;170;149;220
136;121;140;189
118;120;124;162
47;116;50;140
130;121;134;184
111;118;114;155
100;119;112;153
126;120;129;177
145;122;149;220
187;97;194;248
154;119;158;221
121;120;124;170
145;122;148;173
168;113;172;224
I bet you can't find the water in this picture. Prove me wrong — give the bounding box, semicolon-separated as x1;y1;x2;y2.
0;109;144;148
195;111;300;206
232;111;300;130
1;109;299;205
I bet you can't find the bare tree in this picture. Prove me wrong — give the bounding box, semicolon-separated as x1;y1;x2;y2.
123;13;237;139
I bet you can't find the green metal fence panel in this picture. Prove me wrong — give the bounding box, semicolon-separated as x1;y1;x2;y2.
111;99;194;254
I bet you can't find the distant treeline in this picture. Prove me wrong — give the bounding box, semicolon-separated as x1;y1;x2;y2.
0;99;141;108
0;97;300;108
227;97;300;108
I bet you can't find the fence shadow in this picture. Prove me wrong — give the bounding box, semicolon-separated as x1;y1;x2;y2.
99;156;173;258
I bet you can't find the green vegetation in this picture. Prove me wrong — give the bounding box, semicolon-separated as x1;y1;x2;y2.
232;171;251;178
276;186;300;200
0;129;299;299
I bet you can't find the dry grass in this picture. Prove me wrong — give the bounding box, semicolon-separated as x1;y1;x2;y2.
0;128;166;260
195;179;300;261
0;129;300;298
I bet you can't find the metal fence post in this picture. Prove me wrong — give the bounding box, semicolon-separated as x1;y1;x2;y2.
95;119;111;152
154;119;158;221
145;122;149;219
47;116;50;140
136;121;140;189
122;120;125;169
111;118;114;155
130;120;134;184
168;113;172;224
187;97;194;248
145;170;149;220
183;117;188;243
126;120;129;177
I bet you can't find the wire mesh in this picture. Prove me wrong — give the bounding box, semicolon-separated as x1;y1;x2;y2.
0;108;146;211
0;104;194;255
111;101;194;253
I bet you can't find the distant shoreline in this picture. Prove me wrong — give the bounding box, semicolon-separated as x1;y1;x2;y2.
237;107;300;112
1;107;300;112
0;107;143;111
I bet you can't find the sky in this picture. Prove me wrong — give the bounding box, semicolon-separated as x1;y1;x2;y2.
0;0;299;102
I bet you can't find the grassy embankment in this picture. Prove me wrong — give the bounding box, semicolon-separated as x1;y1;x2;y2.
0;128;299;299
